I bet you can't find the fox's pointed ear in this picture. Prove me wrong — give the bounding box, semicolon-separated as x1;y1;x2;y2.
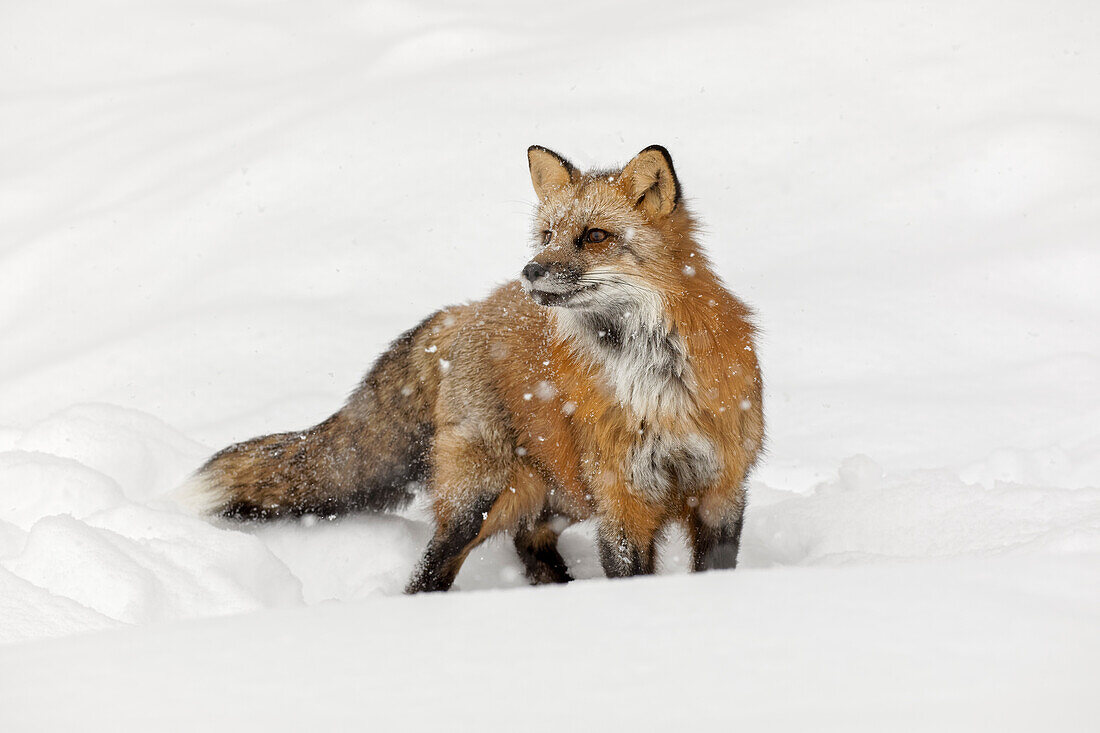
621;145;681;219
528;145;576;201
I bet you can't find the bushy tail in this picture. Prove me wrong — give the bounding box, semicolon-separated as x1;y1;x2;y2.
181;315;439;520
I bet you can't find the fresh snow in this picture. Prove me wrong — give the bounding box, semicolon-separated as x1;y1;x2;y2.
1;0;1098;729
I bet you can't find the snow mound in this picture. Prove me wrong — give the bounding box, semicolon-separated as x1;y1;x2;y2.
745;455;1100;567
2;403;1095;646
0;406;302;642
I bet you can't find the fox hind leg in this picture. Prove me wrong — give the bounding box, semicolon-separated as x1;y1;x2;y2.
405;424;508;593
406;419;546;593
405;493;496;593
513;512;573;585
405;486;552;593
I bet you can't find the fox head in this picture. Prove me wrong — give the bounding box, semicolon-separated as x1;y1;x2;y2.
521;145;697;314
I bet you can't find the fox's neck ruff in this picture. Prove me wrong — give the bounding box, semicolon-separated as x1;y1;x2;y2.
553;283;695;421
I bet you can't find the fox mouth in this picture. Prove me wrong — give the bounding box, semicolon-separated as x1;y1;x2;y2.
527;284;595;307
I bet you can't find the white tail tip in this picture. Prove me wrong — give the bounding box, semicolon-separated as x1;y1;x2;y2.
168;472;227;517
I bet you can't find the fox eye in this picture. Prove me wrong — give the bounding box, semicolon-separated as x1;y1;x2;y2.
584;229;609;244
541;230;551;246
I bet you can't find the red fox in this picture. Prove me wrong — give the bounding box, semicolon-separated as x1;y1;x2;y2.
185;145;764;592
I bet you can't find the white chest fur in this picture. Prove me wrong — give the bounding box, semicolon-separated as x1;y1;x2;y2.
555;305;721;499
627;428;721;500
555;303;692;420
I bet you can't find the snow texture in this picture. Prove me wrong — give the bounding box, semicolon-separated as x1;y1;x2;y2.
1;0;1098;729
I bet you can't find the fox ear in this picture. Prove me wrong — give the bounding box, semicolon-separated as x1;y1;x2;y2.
528;145;576;201
621;145;681;219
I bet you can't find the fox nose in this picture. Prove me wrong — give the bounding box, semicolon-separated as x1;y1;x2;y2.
522;262;548;283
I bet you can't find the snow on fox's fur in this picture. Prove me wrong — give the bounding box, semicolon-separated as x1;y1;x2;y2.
186;145;764;592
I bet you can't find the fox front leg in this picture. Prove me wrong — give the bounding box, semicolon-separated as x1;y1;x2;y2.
597;525;657;577
690;504;745;571
595;493;662;578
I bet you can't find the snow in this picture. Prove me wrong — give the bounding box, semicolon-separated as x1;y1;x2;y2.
1;0;1099;729
3;556;1095;731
